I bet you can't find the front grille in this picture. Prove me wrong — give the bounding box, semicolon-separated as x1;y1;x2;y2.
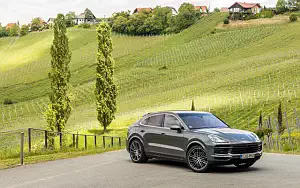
214;147;230;154
215;143;262;154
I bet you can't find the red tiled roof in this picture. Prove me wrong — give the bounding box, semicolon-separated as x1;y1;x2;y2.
230;2;261;9
195;6;208;12
220;7;229;12
6;23;16;29
134;8;152;13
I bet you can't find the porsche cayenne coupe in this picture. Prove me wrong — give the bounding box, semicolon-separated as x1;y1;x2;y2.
126;111;262;172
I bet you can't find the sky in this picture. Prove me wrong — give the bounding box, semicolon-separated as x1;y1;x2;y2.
0;0;277;26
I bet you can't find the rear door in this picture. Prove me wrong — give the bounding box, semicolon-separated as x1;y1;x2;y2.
140;114;165;155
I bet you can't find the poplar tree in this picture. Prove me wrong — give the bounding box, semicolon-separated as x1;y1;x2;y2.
46;14;71;136
95;22;117;132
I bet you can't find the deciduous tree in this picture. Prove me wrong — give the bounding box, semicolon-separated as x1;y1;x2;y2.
9;24;20;36
20;25;29;36
174;3;197;33
276;0;287;13
65;11;75;27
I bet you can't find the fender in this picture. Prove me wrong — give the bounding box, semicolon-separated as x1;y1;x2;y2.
187;139;206;150
128;134;144;146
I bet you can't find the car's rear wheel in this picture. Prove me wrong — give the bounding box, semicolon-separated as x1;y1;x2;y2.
129;139;148;163
234;160;256;169
187;145;210;173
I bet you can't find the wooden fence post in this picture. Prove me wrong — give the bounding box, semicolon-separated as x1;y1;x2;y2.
20;132;24;165
73;134;75;148
45;130;48;149
119;137;121;147
94;135;97;148
85;135;87;150
103;136;105;148
76;132;79;149
111;137;114;147
28;128;32;152
59;132;62;149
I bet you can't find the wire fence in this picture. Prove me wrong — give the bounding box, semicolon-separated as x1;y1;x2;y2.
0;128;125;166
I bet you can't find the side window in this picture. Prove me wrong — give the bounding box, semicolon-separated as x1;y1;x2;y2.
142;115;164;127
164;115;181;128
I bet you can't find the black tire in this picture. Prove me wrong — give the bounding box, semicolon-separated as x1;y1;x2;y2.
187;145;211;173
129;139;148;163
234;160;256;169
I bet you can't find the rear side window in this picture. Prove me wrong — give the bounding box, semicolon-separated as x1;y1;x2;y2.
142;115;164;127
164;115;181;128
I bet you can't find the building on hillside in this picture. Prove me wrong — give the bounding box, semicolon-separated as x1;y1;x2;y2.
195;6;208;13
47;18;55;25
229;2;261;14
6;23;16;30
73;8;97;25
166;6;178;15
38;18;47;25
133;8;153;14
220;7;229;13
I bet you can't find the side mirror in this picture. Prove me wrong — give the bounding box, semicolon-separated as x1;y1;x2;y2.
170;125;182;133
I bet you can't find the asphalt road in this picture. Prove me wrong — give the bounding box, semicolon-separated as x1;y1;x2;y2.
0;150;300;188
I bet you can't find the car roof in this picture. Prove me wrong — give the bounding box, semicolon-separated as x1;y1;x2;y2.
144;111;211;116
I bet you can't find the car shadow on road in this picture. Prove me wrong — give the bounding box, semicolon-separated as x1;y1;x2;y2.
138;159;262;174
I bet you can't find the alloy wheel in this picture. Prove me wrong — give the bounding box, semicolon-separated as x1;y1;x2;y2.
188;147;208;171
129;140;142;162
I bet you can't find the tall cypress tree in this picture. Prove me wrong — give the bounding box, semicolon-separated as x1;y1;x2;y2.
46;14;71;135
277;101;284;135
95;22;117;132
191;100;195;111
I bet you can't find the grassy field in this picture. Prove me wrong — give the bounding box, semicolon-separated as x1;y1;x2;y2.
1;12;300;151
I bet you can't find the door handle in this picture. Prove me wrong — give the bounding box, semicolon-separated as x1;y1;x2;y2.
141;130;145;133
161;133;166;135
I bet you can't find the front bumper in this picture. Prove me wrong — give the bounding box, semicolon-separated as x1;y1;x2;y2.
207;142;263;164
211;151;263;159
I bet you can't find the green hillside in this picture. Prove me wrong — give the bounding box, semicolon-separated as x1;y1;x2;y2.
0;13;300;137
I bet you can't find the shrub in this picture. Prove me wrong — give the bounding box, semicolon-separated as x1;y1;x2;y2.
259;10;274;18
3;99;14;105
223;18;229;24
78;23;91;28
290;14;298;22
158;65;168;70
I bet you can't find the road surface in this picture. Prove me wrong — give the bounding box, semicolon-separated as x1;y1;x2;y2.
0;150;300;188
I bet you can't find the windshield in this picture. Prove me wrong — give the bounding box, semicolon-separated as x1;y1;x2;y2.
177;113;229;129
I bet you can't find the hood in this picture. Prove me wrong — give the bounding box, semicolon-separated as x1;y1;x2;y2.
192;128;258;142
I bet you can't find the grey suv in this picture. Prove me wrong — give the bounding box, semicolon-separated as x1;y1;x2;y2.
126;111;262;172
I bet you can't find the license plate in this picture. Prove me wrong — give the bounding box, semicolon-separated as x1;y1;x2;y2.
240;154;255;159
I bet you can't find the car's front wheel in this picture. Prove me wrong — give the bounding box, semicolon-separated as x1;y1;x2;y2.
234;160;256;169
129;139;148;163
187;145;211;173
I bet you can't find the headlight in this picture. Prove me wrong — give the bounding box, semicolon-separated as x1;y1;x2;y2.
208;135;229;143
251;133;260;142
